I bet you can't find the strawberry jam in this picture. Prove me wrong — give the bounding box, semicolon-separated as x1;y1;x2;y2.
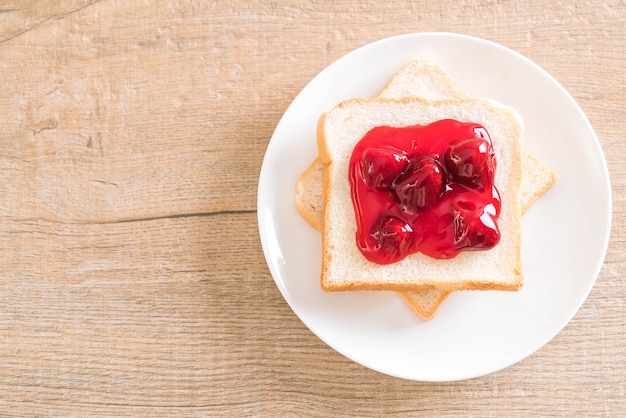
348;119;500;264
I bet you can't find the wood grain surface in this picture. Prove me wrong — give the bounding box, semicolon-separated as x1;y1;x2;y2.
0;1;624;416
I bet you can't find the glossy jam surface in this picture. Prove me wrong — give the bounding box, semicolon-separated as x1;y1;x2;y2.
348;119;500;264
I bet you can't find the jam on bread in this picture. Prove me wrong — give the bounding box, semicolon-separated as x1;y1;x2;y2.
349;119;500;264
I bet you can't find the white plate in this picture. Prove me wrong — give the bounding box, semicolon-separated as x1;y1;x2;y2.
257;33;611;381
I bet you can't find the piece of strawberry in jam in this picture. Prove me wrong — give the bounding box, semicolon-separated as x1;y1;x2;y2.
392;157;445;212
452;199;500;249
443;137;495;190
360;146;409;189
371;216;413;264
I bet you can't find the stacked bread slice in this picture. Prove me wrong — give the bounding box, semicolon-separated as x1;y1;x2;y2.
296;60;556;319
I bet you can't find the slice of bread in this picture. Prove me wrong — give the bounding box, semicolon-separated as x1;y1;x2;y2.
318;97;524;292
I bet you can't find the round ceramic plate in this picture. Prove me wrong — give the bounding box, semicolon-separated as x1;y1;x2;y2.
257;33;611;381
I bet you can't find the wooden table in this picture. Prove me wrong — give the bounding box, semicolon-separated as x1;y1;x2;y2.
0;1;624;416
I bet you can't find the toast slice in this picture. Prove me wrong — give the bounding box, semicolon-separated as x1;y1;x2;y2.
318;97;524;292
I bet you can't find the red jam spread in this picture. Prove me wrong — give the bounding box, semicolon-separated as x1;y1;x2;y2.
348;119;500;264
